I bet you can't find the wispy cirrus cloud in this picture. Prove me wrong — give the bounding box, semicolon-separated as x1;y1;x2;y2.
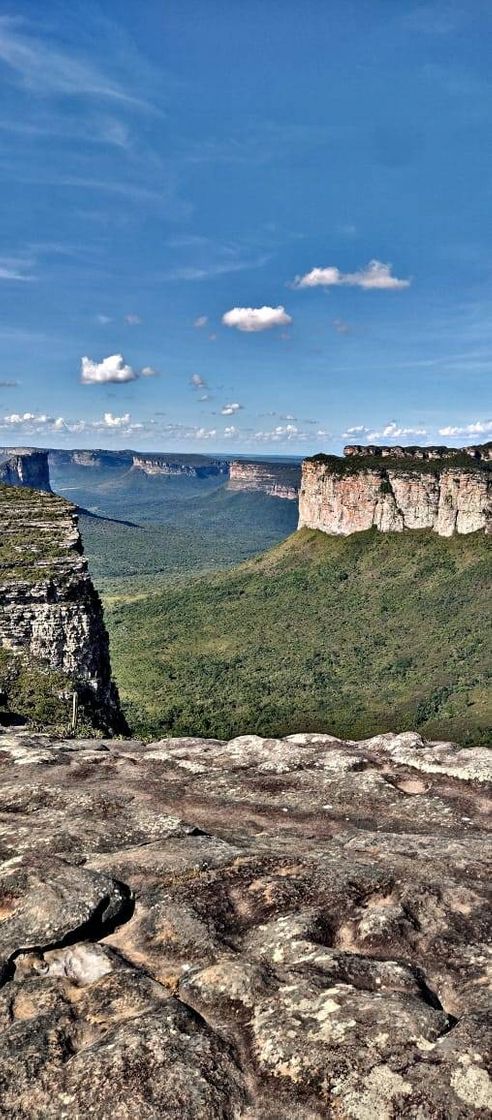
292;260;410;290
0;15;151;110
81;353;157;384
222;306;292;332
0;254;34;281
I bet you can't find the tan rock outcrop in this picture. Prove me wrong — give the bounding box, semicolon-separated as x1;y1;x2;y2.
298;456;491;536
0;483;125;732
228;460;300;499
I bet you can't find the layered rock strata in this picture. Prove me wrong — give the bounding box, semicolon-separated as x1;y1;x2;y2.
0;449;51;492
0;484;124;732
299;454;491;536
228;460;300;499
132;455;229;478
0;728;489;1118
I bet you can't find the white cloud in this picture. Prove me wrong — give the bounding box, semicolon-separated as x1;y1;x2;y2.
80;353;157;384
293;260;410;291
96;313;112;324
223;425;240;437
0;410;145;436
190;372;207;389
221;402;243;415
222;305;292;332
438;419;492;438
125;313;142;326
81;353;136;384
343;422;427;441
332;318;351;334
0;255;34;282
194;315;208;328
253;423;308;443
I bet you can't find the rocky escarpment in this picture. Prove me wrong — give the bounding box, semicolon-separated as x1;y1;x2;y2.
132;454;229;478
0;484;125;733
0;728;489;1118
345;441;492;462
299;447;491;536
228;460;300;499
0;449;51;492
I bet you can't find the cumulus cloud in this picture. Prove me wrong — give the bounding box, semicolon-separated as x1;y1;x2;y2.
190;373;208;391
222;305;292;332
80;353;157;384
253;423;308;443
438;419;492;438
293;260;410;291
194;315;208;328
223;425;240;437
125;313;142;325
343;422;427;441
0;410;145;436
221;402;243;415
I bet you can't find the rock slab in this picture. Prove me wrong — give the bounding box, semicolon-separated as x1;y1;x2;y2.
0;728;490;1118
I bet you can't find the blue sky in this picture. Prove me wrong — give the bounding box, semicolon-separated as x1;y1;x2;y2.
0;0;491;453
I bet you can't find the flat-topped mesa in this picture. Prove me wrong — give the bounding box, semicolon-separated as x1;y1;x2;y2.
131;454;229;478
227;460;301;499
298;445;492;536
0;483;125;733
344;441;492;462
0;448;51;492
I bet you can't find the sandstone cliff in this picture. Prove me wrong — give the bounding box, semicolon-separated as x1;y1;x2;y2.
0;727;489;1118
299;448;491;536
0;448;51;492
0;483;125;733
228;460;300;499
131;454;229;478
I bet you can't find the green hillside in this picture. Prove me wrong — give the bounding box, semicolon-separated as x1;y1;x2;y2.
79;488;299;595
105;528;492;745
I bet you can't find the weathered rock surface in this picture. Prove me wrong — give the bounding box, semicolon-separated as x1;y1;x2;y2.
0;728;489;1118
0;449;51;492
228;461;300;500
0;484;124;733
299;453;491;536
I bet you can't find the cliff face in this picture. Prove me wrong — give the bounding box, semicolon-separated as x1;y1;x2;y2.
0;483;125;733
0;449;51;492
298;451;491;536
132;455;229;478
228;460;300;499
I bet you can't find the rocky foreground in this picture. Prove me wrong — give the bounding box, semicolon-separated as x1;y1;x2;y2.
0;729;490;1119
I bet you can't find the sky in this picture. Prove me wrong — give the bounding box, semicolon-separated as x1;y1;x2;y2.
0;0;491;454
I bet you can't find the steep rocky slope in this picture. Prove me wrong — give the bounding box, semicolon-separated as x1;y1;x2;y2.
228;460;300;499
299;446;491;536
0;483;124;733
0;448;51;492
0;728;489;1118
